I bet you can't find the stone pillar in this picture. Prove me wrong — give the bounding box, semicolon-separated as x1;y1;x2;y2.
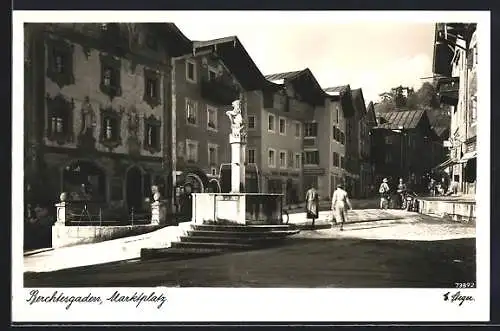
229;134;246;193
151;192;166;225
55;192;68;226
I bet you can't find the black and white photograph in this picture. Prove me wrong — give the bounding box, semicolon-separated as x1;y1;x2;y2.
12;10;490;322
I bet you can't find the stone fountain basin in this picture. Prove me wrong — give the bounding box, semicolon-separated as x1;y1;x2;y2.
192;193;285;225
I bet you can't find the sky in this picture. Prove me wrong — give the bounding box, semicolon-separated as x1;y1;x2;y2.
171;18;435;105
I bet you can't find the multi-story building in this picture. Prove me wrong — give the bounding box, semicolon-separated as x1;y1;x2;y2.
371;109;444;192
360;101;378;197
24;23;192;216
189;36;279;195
323;86;349;199
261;69;325;203
433;23;477;195
171;42;242;193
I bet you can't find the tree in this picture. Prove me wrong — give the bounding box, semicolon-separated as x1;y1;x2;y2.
407;82;440;110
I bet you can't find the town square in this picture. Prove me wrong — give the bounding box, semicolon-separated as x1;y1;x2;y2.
21;20;477;288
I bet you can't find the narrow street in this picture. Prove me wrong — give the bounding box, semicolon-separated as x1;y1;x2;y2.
24;209;475;288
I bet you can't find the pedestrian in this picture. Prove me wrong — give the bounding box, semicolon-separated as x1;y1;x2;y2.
305;185;319;229
331;183;353;231
396;178;407;208
379;178;390;209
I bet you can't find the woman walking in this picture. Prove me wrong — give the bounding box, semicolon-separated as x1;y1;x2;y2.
305;185;320;229
331;183;353;231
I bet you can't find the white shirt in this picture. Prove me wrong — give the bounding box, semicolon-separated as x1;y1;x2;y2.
332;188;351;209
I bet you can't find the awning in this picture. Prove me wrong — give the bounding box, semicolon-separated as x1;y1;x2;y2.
433;158;457;170
458;151;477;163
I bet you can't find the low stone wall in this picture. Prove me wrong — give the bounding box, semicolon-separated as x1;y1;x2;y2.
418;199;476;223
52;224;164;248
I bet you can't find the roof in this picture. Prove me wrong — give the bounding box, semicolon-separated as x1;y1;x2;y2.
434;126;449;138
351;88;366;117
265;70;303;83
152;23;193;57
365;101;378;126
193;36;279;91
264;68;327;106
376;109;426;130
324;85;349;96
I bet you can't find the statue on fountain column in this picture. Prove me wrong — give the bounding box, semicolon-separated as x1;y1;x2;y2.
226;99;245;139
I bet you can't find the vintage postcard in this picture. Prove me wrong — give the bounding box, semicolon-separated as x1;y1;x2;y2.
12;10;490;323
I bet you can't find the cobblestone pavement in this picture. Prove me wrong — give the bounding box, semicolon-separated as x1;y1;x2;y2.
23;208;475;276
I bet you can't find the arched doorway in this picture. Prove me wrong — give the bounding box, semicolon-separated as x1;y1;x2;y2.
185;173;204;193
62;160;106;201
207;179;221;193
126;166;143;212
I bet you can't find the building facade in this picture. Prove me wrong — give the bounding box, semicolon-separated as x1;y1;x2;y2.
371;109;445;192
323;86;349;199
360;101;378;197
433;23;477;195
24;23;192;217
171;51;241;194
261;69;325;203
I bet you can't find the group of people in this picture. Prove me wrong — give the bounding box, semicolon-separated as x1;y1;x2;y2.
377;177;413;209
305;183;353;231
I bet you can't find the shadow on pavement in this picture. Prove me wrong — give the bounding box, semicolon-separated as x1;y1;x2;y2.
24;236;476;288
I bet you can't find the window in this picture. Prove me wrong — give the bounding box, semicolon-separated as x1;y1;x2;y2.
336;106;340;123
470;95;477;124
143;68;161;108
340;156;345;169
268;149;276;167
333;152;340;167
248;115;256;129
333;125;338;141
186;98;198;125
304;122;318;137
99;53;121;99
247;149;256;164
144;115;161;153
46;38;74;88
186;60;197;83
340;131;345;145
304;150;320;165
208;143;218;165
268;114;276;132
186;139;199;163
294;122;301;138
99;107;122;150
279;151;287;168
294;153;301;169
207;106;218;131
385;135;395;144
208;67;217;81
46;95;74;144
279;117;286;135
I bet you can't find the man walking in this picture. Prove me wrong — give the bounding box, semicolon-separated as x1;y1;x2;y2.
379;178;390;209
331;183;353;231
305;185;320;229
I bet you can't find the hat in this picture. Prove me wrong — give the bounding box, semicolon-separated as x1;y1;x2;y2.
383;178;388;183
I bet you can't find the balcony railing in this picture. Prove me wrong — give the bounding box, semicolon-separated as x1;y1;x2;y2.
201;78;240;106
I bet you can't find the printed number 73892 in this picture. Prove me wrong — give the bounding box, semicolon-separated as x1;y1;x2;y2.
455;282;476;288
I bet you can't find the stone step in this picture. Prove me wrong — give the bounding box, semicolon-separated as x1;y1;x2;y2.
179;235;290;244
171;241;253;250
191;224;294;232
186;229;299;238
